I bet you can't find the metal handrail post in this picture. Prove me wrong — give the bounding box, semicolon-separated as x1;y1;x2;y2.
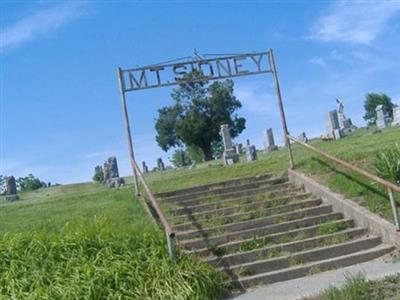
166;231;176;262
388;188;400;231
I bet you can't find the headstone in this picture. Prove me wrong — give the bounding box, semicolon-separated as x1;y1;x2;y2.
103;157;124;188
298;132;308;143
263;128;278;152
376;105;391;129
156;158;165;171
220;124;239;165
189;161;196;170
103;157;119;181
245;145;257;161
325;110;341;139
105;177;125;188
234;143;243;155
5;176;19;201
142;161;149;173
392;106;400;126
336;99;356;135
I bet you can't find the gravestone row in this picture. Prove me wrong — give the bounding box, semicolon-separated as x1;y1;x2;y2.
376;105;400;129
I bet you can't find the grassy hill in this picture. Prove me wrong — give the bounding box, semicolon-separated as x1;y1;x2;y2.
0;183;225;299
0;126;398;299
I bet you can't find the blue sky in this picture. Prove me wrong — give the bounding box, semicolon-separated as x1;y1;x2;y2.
1;0;400;184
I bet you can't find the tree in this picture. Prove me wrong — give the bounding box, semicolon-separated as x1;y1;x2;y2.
93;165;104;183
170;145;204;168
170;149;192;168
16;174;42;192
155;70;246;161
363;93;394;125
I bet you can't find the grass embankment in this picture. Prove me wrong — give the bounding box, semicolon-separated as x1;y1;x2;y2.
0;184;226;299
307;273;400;300
147;127;400;223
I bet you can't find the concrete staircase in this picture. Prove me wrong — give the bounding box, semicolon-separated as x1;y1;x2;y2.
155;174;395;290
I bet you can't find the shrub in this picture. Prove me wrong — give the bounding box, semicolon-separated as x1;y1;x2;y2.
374;144;400;184
93;165;104;183
16;174;42;192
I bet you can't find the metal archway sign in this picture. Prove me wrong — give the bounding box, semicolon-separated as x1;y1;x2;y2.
116;49;294;196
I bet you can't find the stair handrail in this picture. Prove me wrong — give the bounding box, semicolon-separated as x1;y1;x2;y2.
130;159;176;260
287;134;400;231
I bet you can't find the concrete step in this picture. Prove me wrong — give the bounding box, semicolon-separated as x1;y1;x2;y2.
188;219;354;257
224;236;381;277
170;194;315;225
206;226;364;267
156;174;273;199
176;205;333;240
162;181;295;208
181;212;343;250
168;189;307;216
173;198;322;230
159;177;286;203
232;243;394;289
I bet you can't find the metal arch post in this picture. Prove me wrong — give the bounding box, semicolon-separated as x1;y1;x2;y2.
268;49;294;169
116;67;140;196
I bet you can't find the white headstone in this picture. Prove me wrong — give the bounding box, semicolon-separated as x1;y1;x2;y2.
263;128;278;152
376;105;391;129
220;124;239;165
392;106;400;126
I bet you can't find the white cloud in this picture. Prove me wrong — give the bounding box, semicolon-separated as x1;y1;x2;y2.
309;0;400;44
1;2;88;52
309;57;327;67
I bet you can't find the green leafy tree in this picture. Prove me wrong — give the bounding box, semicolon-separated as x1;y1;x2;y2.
170;146;204;168
16;174;42;192
93;165;104;183
170;149;192;168
363;93;394;125
186;145;204;163
155;70;246;161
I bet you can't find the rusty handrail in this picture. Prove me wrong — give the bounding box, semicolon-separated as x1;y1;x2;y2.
129;159;176;259
287;134;400;230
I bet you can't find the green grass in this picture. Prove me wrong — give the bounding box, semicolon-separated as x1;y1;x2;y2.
307;273;400;300
0;183;226;299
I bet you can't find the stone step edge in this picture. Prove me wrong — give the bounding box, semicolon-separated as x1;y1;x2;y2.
155;173;272;198
221;235;381;274
161;180;293;205
180;212;344;249
158;176;283;202
231;243;394;288
187;219;354;257
176;204;333;239
205;226;364;266
159;177;286;202
172;198;322;230
167;190;309;217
